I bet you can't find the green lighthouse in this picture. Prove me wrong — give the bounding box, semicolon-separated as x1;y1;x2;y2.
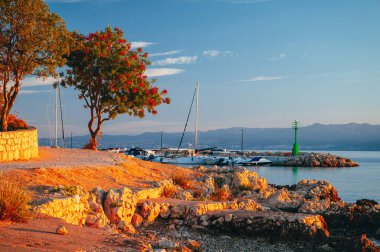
292;120;299;156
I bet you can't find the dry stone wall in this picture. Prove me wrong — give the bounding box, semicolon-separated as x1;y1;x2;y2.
35;195;89;226
0;127;38;161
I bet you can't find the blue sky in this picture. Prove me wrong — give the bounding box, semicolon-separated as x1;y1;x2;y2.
15;0;380;137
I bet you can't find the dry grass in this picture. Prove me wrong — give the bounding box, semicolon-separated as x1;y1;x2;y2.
162;184;180;198
211;185;232;201
0;179;31;222
172;173;194;190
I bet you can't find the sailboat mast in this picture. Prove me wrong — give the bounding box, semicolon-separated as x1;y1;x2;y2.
54;83;58;147
194;81;199;150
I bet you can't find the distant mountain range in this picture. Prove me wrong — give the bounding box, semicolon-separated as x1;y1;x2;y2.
38;123;380;151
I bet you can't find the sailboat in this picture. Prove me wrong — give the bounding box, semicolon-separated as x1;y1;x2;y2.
159;82;225;165
48;75;65;148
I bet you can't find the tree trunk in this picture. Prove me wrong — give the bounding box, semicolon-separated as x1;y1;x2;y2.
0;107;8;131
1;76;20;132
85;108;102;150
1;82;9;132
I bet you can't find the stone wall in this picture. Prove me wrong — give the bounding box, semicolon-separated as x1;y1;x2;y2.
0;127;38;161
34;195;89;226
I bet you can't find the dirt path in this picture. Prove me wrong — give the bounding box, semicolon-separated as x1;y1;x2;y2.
0;147;198;195
0;214;126;252
0;147;128;170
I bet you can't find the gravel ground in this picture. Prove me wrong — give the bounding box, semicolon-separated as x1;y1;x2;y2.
0;147;128;170
133;221;310;252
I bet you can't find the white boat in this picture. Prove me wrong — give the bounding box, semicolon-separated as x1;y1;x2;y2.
159;155;225;165
235;156;272;166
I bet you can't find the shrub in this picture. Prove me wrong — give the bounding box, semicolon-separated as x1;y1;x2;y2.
211;185;232;201
0;179;31;222
162;184;180;198
192;188;206;200
238;184;256;191
214;177;226;188
172;173;194;189
7;113;28;131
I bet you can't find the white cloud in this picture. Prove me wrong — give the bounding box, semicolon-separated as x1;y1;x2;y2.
15;77;56;87
146;68;184;77
203;50;221;57
267;53;287;62
240;76;285;82
131;41;155;49
150;50;183;57
203;50;233;58
19;90;52;95
153;56;198;66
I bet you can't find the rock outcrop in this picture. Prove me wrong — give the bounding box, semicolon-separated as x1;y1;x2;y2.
103;188;137;224
32;166;379;251
284;152;359;167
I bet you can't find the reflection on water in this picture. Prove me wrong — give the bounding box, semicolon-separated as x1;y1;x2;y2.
292;167;299;184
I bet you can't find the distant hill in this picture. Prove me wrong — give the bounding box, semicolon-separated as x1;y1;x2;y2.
39;123;380;151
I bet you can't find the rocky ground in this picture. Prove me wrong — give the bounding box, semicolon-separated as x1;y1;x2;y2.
0;148;377;251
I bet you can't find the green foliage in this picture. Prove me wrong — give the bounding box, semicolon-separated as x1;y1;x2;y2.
214;177;226;188
61;27;170;148
0;179;31;222
0;0;71;131
53;185;82;197
238;184;256;191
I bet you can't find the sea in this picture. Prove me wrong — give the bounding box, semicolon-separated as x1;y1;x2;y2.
180;150;380;203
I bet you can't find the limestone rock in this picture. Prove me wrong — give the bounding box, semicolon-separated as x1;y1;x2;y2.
187;239;201;251
160;204;171;218
203;176;215;195
56;225;68;235
103;188;137;224
231;169;267;192
118;220;136;234
231;169;251;189
157;237;178;249
181;246;192;252
136;187;163;200
85;212;109;228
91;187;106;204
140;201;161;223
131;213;144;228
267;189;303;211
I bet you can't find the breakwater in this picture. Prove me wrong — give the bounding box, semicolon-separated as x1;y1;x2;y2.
246;152;359;167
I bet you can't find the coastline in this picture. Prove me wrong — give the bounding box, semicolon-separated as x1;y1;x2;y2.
0;148;379;251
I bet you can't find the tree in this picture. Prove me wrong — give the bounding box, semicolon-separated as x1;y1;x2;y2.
0;0;71;131
61;27;170;149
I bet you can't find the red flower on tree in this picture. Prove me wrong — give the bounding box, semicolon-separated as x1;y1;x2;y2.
61;26;169;149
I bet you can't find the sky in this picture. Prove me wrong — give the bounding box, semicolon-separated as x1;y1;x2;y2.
14;0;380;138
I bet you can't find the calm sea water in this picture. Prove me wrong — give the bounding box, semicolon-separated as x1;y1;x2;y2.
247;151;380;203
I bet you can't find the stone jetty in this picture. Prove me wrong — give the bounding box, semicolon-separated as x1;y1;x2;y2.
247;151;359;167
33;165;378;251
